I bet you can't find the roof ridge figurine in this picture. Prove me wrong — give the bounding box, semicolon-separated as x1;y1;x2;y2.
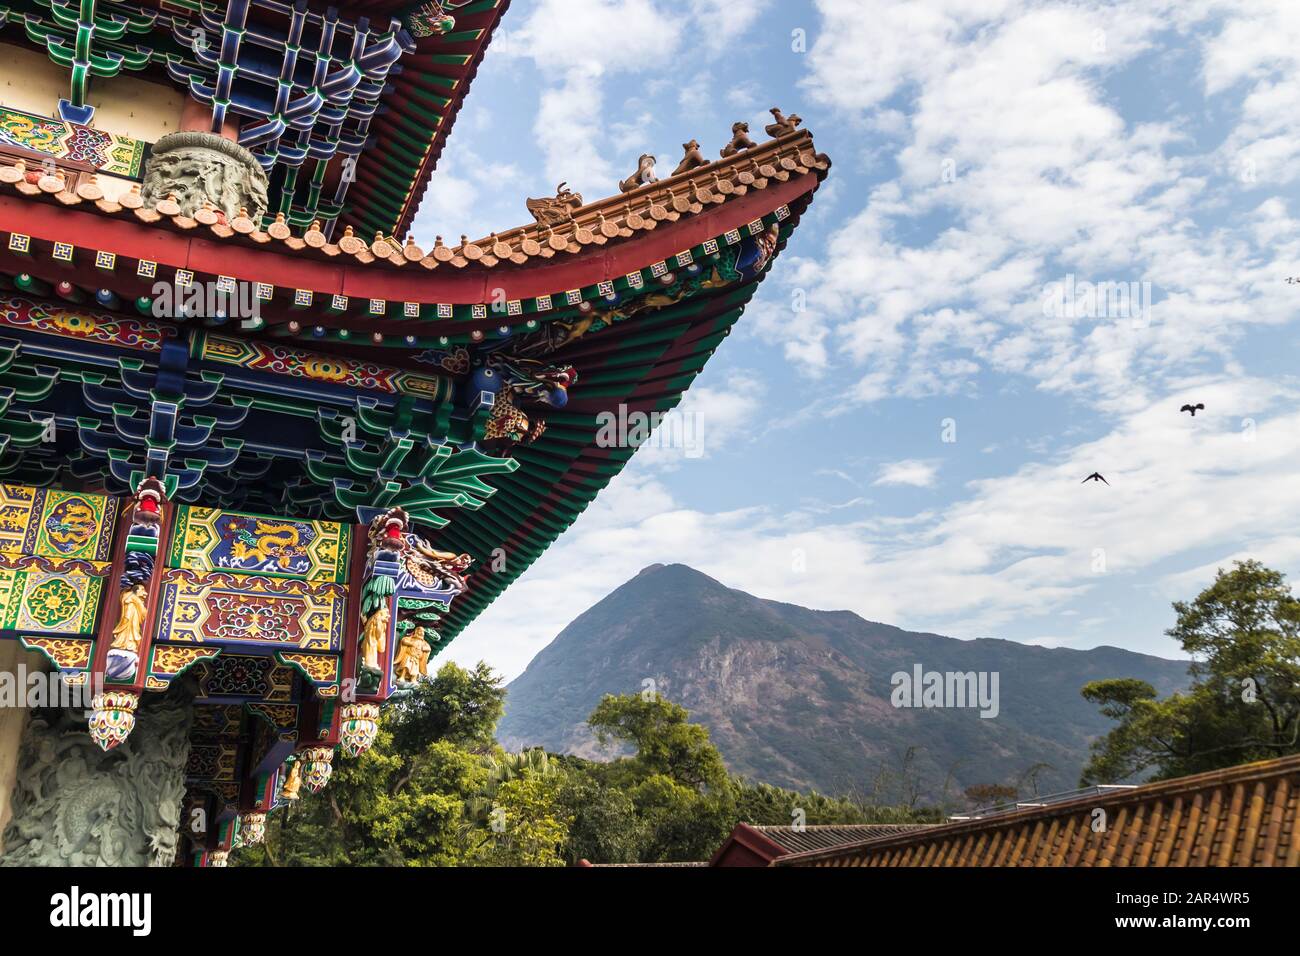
673;139;708;176
765;107;803;138
721;121;758;157
526;181;585;225
619;154;659;193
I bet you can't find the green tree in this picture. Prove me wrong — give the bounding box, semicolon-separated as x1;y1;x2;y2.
587;693;729;790
729;780;933;826
1081;560;1300;784
389;661;505;755
962;783;1018;808
246;660;503;867
554;772;645;864
468;770;571;867
464;747;559;827
246;678;938;867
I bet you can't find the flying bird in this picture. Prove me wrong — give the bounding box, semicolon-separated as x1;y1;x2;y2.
1081;472;1109;485
1180;403;1205;416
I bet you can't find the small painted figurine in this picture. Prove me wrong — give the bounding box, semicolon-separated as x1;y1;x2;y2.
764;107;802;138
359;604;390;672
402;540;473;593
279;760;302;801
393;625;433;684
105;583;148;682
673;139;708;175
526;182;584;225
111;584;148;653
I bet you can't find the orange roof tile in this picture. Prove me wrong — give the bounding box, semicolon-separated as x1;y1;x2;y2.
775;755;1300;867
0;131;827;274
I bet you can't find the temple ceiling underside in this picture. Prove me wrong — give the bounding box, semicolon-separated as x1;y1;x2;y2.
0;0;506;236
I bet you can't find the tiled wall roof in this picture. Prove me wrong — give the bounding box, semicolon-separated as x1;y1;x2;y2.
776;755;1300;867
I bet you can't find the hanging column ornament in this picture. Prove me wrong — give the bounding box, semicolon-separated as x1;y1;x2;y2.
88;689;140;750
90;475;168;751
338;507;409;757
339;702;381;758
356;507;405;687
299;746;335;792
238;812;268;847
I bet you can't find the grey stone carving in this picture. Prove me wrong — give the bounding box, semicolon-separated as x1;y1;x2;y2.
0;684;194;867
141;130;270;222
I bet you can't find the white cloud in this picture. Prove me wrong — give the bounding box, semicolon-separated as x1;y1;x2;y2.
759;0;1300;413
493;0;685;191
425;1;1300;690
630;370;766;470
873;459;940;487
690;0;772;52
409;145;527;244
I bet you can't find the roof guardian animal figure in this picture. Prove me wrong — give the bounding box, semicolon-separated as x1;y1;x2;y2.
673;139;708;175
765;107;802;138
619;154;658;193
720;122;757;157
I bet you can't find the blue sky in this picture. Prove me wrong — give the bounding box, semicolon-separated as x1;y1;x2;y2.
414;0;1300;682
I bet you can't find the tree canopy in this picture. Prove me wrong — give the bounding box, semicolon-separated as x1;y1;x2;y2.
1081;560;1300;784
243;671;932;866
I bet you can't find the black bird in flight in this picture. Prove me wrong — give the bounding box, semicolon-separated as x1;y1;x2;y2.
1180;403;1205;416
1082;472;1109;484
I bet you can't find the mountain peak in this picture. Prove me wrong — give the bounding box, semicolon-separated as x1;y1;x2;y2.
499;568;1189;798
634;562;717;582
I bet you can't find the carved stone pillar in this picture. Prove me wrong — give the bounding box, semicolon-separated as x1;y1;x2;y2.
0;642;46;856
0;682;195;867
141;131;270;222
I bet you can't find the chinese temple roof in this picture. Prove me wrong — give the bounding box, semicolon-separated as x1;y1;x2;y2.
0;0;832;863
708;823;937;867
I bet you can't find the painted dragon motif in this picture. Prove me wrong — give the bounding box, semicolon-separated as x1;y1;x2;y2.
227;519;308;570
45;500;97;550
479;355;578;451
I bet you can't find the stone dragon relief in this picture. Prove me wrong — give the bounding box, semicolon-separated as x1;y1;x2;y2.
0;683;195;867
141;131;270;222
